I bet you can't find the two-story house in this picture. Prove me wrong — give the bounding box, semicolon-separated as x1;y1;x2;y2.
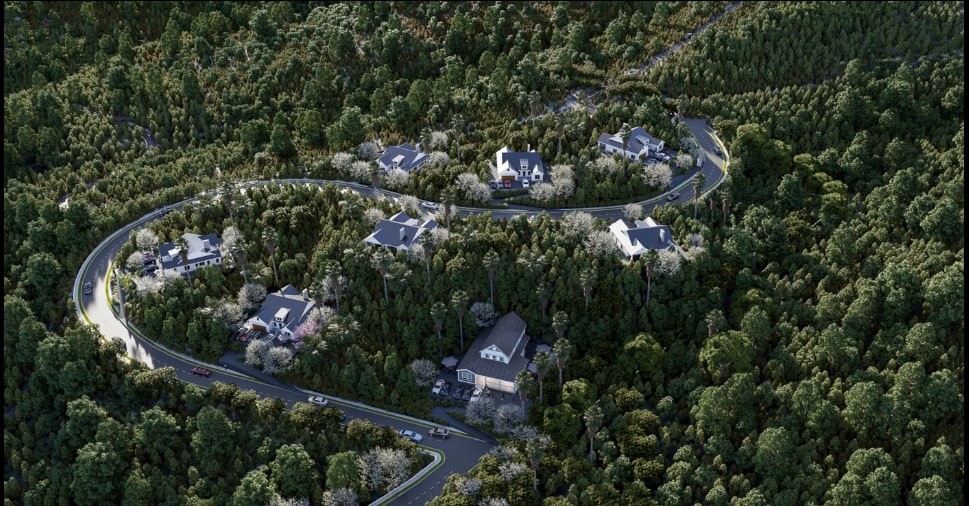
455;312;531;393
157;232;223;277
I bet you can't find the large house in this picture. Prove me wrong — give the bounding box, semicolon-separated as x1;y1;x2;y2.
158;232;223;277
378;142;429;173
608;217;682;260
363;212;438;251
244;285;316;341
493;146;545;187
597;126;666;162
456;312;531;393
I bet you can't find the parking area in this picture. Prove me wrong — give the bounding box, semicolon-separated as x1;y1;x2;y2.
430;366;518;406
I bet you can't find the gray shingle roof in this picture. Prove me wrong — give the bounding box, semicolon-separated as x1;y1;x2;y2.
497;147;544;172
363;212;437;250
158;232;222;270
456;312;529;382
248;285;315;335
598;126;663;154
378;143;428;172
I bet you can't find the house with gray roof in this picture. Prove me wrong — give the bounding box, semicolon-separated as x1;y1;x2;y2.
158;232;223;277
456;312;530;393
608;217;683;260
244;284;316;341
363;212;438;252
493;146;545;187
597;126;666;162
378;142;429;173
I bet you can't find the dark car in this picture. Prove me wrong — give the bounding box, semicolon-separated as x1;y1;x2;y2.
714;147;723;156
191;366;213;377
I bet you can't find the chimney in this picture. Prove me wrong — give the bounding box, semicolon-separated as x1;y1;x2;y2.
301;288;309;300
400;227;406;242
659;229;666;243
527;143;531;152
202;239;211;251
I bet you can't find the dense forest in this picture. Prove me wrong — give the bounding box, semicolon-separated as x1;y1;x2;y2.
4;2;963;505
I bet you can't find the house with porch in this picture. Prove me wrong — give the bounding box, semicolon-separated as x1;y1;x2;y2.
244;284;316;342
608;217;683;260
597;126;666;162
158;232;223;277
456;312;530;393
493;146;545;188
363;211;438;252
378;142;429;173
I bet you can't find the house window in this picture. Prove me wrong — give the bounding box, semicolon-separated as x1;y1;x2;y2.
458;370;474;383
184;266;190;271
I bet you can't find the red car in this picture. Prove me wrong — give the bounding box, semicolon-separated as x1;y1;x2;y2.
191;366;213;377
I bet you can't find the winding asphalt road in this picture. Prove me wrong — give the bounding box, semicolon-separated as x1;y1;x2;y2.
72;116;725;503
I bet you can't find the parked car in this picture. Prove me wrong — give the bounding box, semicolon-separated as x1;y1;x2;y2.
714;147;723;156
522;179;530;189
665;192;681;202
470;387;484;402
82;282;94;295
421;201;439;210
440;382;452;397
191;366;212;377
428;427;450;439
453;387;464;400
399;429;423;443
308;395;329;407
431;379;445;395
462;388;473;401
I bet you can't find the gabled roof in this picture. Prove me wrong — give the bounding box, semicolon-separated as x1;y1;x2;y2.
158;232;222;270
496;147;545;174
609;218;677;257
378;143;428;172
363;212;438;250
456;312;530;382
598;126;663;154
249;284;315;335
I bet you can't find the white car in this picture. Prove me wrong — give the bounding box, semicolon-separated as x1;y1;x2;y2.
82;282;94;295
469;387;484;403
399;429;423;443
431;379;445;395
522;179;530;189
421;201;440;211
307;395;329;407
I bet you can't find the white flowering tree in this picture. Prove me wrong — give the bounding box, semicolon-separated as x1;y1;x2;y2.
428;150;450;166
455;172;492;202
397;194;419;215
561;211;596;239
359;447;411;493
470;301;496;328
385;168;410;190
528;182;558;203
363;207;386;227
409;358;438;388
583;230;618;258
135;228;159;251
623;203;644;220
263;346;294;374
237;282;267;314
593;155;619;174
357;141;380;161
428;131;450;151
331;152;355;174
126;251;146;272
245;339;270;366
643;162;673;189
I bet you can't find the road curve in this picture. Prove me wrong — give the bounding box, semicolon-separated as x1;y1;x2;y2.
74;118;726;504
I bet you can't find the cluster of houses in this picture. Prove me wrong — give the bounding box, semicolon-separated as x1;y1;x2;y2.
146;124;683;395
374;124;671;190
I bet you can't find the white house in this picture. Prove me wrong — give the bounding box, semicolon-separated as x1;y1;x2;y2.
363;211;438;252
244;285;316;341
608;217;682;260
493;146;545;187
158;232;223;277
377;142;429;173
456;312;530;393
597;126;666;162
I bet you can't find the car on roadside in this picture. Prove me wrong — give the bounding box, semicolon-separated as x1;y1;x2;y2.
665;192;681;202
431;379;445;395
308;395;329;407
399;429;423;443
714;147;723;156
428;427;450;439
82;282;94;295
421;201;441;211
191;366;213;377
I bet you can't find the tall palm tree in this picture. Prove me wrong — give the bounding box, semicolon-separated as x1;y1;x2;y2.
262;226;279;287
482;250;500;307
451;290;469;350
